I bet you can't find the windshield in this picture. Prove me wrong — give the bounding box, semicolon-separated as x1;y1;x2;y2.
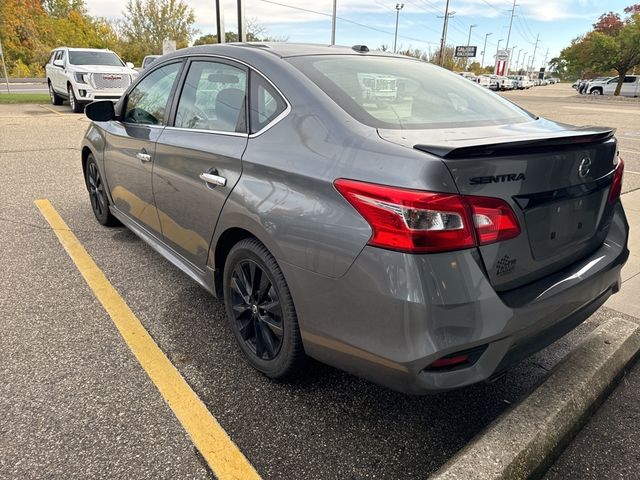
68;51;124;67
287;55;532;130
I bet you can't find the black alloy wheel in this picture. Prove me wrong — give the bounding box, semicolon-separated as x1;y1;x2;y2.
85;155;119;226
230;259;284;361
223;238;306;378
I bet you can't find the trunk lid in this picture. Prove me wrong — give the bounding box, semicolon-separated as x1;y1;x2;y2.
378;120;619;291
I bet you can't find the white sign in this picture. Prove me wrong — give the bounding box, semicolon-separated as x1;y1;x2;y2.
496;49;510;61
162;39;177;55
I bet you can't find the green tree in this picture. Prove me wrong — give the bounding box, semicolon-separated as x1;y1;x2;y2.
120;0;197;63
590;14;640;95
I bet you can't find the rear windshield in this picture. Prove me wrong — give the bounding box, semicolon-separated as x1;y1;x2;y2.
287;55;533;129
69;51;124;67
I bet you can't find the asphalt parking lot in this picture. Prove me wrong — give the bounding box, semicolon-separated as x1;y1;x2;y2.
1;84;639;479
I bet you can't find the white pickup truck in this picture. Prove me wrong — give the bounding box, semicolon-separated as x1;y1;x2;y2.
45;47;138;112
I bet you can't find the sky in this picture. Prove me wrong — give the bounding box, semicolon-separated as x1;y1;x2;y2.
84;0;633;69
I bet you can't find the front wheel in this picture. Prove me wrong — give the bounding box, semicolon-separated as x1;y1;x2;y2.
223;238;306;379
591;89;602;95
85;154;119;226
68;85;83;113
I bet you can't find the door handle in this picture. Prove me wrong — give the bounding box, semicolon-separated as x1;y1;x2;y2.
199;172;227;187
136;151;152;162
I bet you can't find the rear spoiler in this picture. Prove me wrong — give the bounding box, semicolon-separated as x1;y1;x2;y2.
414;128;616;159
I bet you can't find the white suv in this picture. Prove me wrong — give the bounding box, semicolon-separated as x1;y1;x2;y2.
45;47;138;112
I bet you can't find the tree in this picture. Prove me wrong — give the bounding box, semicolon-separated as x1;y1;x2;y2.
42;0;87;18
121;0;197;62
557;6;640;93
593;12;624;34
590;16;640;95
192;19;284;46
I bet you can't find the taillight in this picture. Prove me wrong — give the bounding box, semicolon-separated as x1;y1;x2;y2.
467;195;521;245
334;179;520;254
608;156;624;204
334;179;474;253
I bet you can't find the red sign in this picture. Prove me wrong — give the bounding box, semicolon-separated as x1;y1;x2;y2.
495;60;506;76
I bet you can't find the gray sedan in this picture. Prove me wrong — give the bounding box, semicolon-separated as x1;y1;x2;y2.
81;43;628;394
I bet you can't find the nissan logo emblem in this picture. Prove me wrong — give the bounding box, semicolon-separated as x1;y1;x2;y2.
578;157;592;178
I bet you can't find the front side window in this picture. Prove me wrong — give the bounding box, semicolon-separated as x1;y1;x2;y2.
124;63;181;125
69;51;124;66
250;72;287;134
288;55;533;130
175;61;247;133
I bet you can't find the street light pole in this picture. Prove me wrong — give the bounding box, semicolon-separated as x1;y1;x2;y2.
0;36;10;94
515;48;523;74
331;0;337;45
505;0;517;50
464;24;477;71
481;32;492;68
393;3;404;53
508;45;516;74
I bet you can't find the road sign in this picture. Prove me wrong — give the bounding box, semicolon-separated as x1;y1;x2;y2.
454;46;477;58
538;67;546;80
162;39;177;55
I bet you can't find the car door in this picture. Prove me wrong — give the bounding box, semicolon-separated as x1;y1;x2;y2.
102;61;183;236
621;76;638;96
152;58;249;269
50;50;64;93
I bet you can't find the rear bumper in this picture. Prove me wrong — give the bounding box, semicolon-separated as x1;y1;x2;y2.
282;202;629;394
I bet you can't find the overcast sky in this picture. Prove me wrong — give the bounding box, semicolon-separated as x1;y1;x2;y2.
84;0;632;68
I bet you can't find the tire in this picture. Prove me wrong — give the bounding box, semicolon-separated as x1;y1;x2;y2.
68;84;84;113
223;238;306;379
85;154;119;226
591;89;602;95
48;81;63;106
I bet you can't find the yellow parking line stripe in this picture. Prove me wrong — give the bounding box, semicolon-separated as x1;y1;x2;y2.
39;105;63;116
34;199;260;480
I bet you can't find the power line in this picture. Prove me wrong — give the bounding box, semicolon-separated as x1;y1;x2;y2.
258;0;440;45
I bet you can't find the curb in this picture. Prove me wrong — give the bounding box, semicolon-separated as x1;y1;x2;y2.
430;317;640;480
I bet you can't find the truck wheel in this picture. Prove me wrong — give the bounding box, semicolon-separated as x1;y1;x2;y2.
48;81;63;106
68;85;84;113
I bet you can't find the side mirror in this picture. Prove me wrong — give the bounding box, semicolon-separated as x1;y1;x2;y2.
53;59;64;68
126;62;135;69
85;101;116;122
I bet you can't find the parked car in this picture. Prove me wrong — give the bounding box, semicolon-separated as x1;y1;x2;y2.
476;75;491;88
490;75;510;91
46;47;138;112
457;71;477;81
603;75;639;97
586;77;614;95
81;43;628;394
510;75;533;89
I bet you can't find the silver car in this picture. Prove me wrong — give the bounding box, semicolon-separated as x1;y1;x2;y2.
81;43;629;394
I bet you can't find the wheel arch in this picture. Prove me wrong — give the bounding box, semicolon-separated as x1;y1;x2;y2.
212;227;261;298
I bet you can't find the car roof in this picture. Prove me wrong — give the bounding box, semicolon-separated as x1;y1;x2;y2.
56;47;115;53
176;42;402;59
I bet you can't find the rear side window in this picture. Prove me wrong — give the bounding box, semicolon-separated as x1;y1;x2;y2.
288;55;532;130
623;76;637;83
249;72;287;134
124;63;181;125
174;60;247;133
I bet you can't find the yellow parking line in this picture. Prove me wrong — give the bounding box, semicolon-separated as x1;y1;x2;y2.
34;199;260;480
39;105;63;116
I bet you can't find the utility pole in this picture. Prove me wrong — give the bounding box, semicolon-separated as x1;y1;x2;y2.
237;0;246;42
508;44;517;74
438;0;451;66
515;48;523;74
481;32;492;68
331;0;337;45
0;36;10;94
393;4;404;53
541;48;549;75
464;24;477;71
505;0;517;50
529;33;540;77
215;0;225;43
